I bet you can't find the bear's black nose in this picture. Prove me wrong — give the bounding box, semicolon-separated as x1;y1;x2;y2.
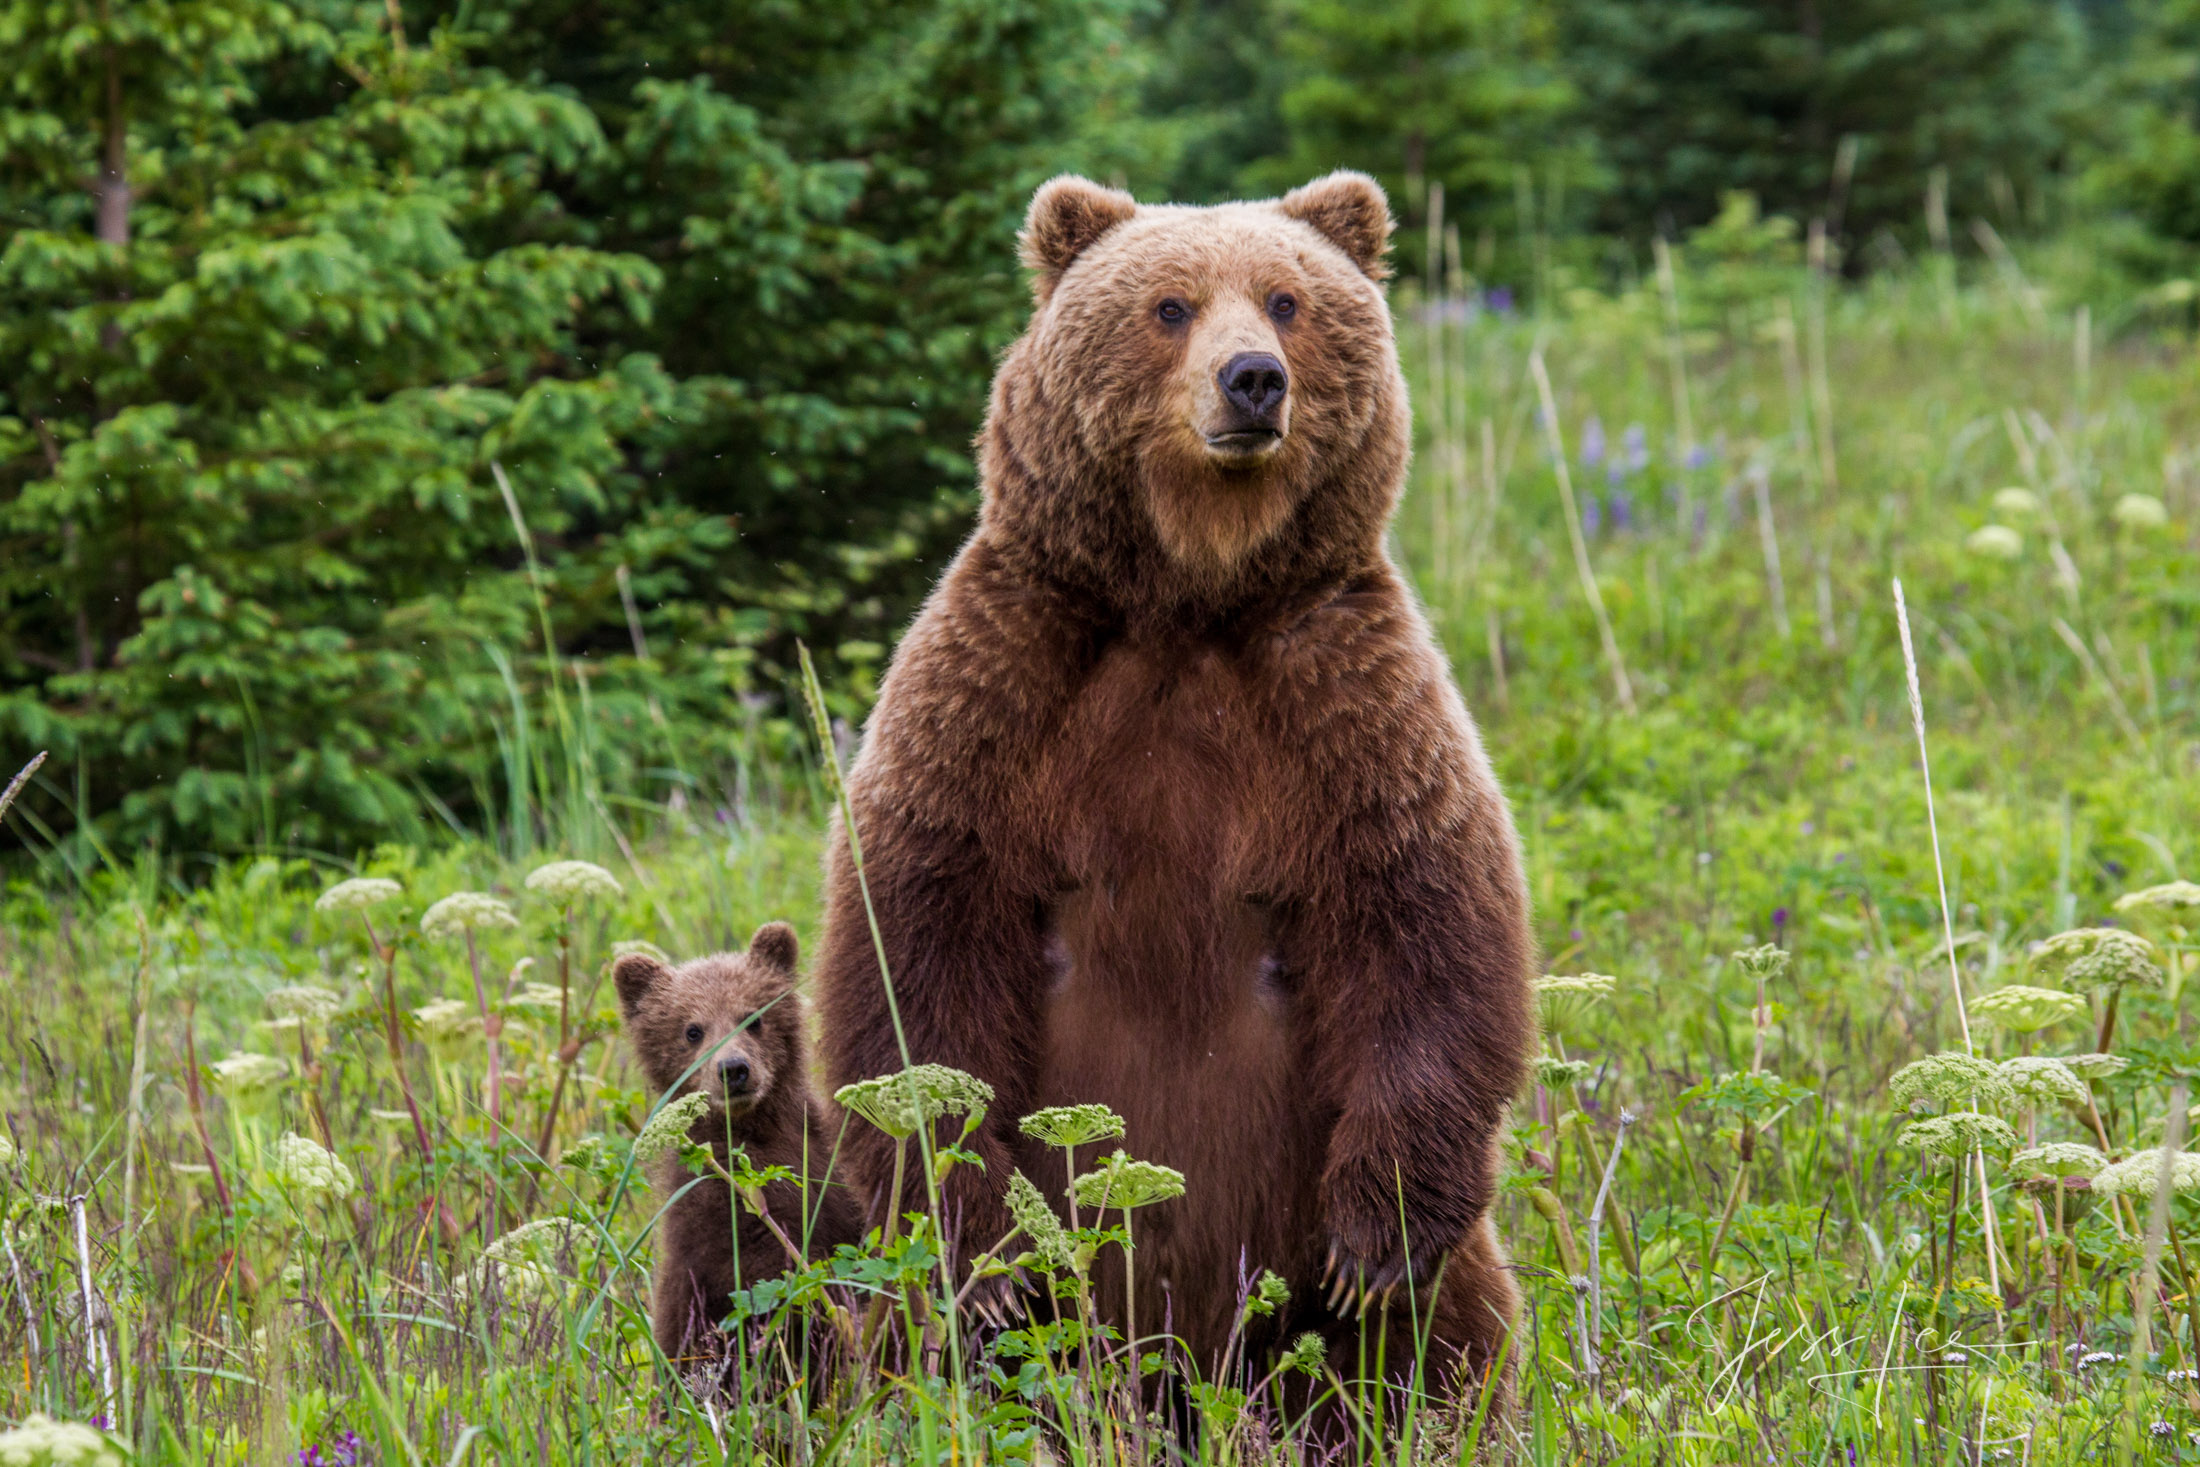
1219;352;1287;424
718;1056;752;1094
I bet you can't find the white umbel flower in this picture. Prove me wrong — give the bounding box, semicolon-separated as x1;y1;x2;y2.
2117;881;2200;914
633;1092;712;1163
2095;1148;2200;1198
1999;1056;2087;1107
2009;1142;2106;1179
524;860;622;903
314;876;402;913
2113;493;2169;529
271;1132;356;1206
1966;525;2022;559
1969;986;2086;1034
266;984;342;1023
470;1217;589;1304
411;999;480;1059
0;1414;124;1466
421;891;520;938
209;1051;287;1104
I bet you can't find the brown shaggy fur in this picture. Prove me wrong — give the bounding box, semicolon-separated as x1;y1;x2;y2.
815;172;1534;1400
615;924;863;1365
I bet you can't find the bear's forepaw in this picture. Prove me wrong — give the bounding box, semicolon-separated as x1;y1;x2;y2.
1319;1234;1451;1317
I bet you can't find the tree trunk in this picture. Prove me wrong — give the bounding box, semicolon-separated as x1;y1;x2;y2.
95;4;128;248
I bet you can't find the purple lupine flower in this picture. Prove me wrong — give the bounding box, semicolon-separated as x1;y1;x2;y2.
1621;423;1649;474
1773;907;1789;935
1485;286;1513;314
296;1432;362;1467
1684;443;1710;470
1609;489;1633;532
1579;415;1606;468
1582;495;1601;535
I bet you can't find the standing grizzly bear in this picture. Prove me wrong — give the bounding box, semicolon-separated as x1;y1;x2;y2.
815;172;1533;1396
614;924;863;1365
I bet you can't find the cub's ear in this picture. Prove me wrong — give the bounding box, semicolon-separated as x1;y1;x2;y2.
747;921;799;973
1019;175;1138;302
612;953;667;1019
1278;171;1393;281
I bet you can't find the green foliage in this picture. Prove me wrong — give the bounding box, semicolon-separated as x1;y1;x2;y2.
1557;0;2093;242
1679;1067;1812;1122
1252;0;1580;239
0;0;1142;862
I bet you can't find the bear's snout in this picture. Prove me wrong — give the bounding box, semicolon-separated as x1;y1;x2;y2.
717;1053;755;1099
1216;352;1288;436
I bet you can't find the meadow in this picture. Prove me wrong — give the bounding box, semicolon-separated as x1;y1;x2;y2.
3;217;2199;1463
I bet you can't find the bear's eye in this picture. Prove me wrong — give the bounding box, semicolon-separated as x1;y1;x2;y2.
684;1024;705;1045
1156;297;1190;326
1268;292;1297;322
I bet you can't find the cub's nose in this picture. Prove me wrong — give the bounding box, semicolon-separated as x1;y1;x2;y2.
1219;352;1288;423
718;1055;753;1096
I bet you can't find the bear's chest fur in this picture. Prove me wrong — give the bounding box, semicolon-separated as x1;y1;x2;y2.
1041;636;1286;916
1025;635;1326;1322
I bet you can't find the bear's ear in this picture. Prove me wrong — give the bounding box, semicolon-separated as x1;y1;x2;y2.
747;921;799;973
1019;175;1138;301
612;953;667;1018
1278;171;1393;281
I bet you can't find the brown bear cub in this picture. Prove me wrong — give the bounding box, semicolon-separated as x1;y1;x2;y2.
614;923;862;1365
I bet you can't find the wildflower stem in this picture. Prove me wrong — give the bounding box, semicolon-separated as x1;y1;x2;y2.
1585;1109;1634;1359
1528;348;1635;714
465;929;503;1132
533;905;578;1160
68;1195;113;1418
1121;1200;1142;1431
1526;1185;1583;1277
948;1225;1024;1312
2169;1225;2200;1379
296;1026;333;1152
179;997;234;1217
1705;1121;1752;1280
1;1223;39;1394
2053;1179;2070;1346
2125;1084;2189;1455
362;913;455;1245
364;915;435;1168
861;1137;911;1355
1937;1158;1962;1311
1652;236;1699;509
1565;1080;1639;1274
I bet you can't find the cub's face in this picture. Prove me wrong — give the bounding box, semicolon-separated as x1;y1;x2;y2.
614;923;803;1121
1011;171;1402;571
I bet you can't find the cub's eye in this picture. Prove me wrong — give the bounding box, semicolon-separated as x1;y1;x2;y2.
684;1024;705;1045
1268;292;1297;322
1156;298;1190;325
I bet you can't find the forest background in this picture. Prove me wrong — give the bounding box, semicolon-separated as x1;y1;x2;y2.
2;0;2197;865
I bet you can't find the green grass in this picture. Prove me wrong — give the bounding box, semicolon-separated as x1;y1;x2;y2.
3;229;2199;1462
